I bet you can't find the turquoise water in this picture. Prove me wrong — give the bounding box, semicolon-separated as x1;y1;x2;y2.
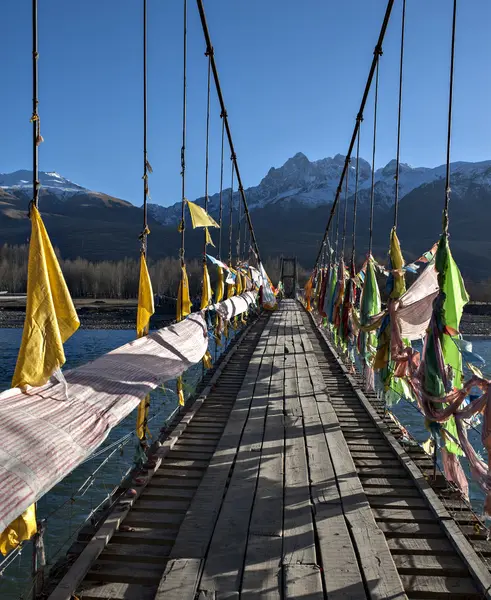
0;327;225;599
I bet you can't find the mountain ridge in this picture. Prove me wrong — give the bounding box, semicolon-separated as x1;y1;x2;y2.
1;153;491;281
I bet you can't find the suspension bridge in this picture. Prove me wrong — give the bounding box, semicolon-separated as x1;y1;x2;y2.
2;0;491;599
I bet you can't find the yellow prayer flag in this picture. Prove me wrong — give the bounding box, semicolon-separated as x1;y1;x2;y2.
236;272;243;295
136;395;151;441
389;227;406;299
215;267;224;303
203;350;213;369
0;504;37;556
200;263;213;310
177;376;185;406
186;200;219;229
136;253;155;338
226;283;235;299
205;227;215;247
177;264;192;322
12;205;79;389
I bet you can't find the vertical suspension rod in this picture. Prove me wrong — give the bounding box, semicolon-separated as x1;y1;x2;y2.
314;0;394;268
196;0;262;264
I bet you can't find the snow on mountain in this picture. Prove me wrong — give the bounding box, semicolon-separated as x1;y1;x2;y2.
0;170;87;198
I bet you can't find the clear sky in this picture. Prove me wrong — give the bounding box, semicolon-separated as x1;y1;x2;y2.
1;0;489;207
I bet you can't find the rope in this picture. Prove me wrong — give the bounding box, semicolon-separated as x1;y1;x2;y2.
313;0;395;269
341;159;350;260
236;168;242;263
351;124;362;265
179;0;188;320
228;160;235;267
31;0;40;209
218;116;225;260
334;189;341;263
196;0;262;264
444;0;458;235
203;49;212;260
141;0;149;256
393;0;406;228
368;56;380;256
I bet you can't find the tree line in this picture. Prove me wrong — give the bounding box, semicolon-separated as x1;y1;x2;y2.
0;244;294;299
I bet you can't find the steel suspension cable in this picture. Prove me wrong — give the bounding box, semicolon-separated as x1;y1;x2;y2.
142;0;149;256
313;0;394;269
443;0;458;235
217;116;225;260
196;0;261;264
236;168;242;263
228;161;235;267
179;0;188;320
351;125;362;265
368;57;380;256
334;191;341;263
31;0;40;209
341;160;350;260
203;49;212;261
393;0;406;228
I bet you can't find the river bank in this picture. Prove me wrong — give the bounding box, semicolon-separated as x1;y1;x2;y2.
2;298;491;334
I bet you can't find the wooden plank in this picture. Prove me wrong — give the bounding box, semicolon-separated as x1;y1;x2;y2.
299;402;365;598
85;560;164;585
296;319;406;600
393;553;469;575
198;323;276;595
167;320;270;562
155;558;202;600
399;574;481;598
77;581;157;600
242;315;284;599
387;537;455;554
283;564;323;599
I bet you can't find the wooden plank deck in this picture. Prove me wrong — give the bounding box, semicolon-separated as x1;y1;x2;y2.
55;300;491;600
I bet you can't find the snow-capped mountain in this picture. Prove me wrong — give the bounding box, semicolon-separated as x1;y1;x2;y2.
0;170;87;197
147;152;491;226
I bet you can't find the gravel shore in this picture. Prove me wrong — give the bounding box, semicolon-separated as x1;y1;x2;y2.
1;306;489;336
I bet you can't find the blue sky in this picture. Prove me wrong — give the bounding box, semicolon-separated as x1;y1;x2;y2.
1;0;489;207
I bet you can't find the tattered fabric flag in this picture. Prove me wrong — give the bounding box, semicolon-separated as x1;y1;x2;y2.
226;283;235;299
333;259;346;335
326;262;338;324
205;227;215;247
206;254;228;269
0;504;37;557
340;262;356;344
236;271;243;295
200;263;213;310
305;275;314;311
215;266;225;303
177;265;192;322
12;205;80;389
203;350;213;370
423;233;469;458
176;376;185;406
388;227;406;299
318;268;329;317
417;242;438;264
136;253;155;338
358;256;381;389
136;252;155;440
9;205;80;554
186;199;220;229
136;395;151;441
374;228;406;373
